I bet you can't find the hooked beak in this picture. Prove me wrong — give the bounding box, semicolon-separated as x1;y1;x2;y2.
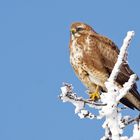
70;28;76;35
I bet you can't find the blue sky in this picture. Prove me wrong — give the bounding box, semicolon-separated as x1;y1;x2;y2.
0;0;140;140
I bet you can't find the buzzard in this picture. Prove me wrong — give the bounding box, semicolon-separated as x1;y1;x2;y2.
69;22;140;111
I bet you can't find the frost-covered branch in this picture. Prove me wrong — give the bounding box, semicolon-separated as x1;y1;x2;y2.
59;83;105;118
117;74;137;102
129;122;140;140
101;31;136;140
59;31;140;140
108;31;135;83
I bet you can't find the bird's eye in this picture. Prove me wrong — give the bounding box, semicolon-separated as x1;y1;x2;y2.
76;27;83;32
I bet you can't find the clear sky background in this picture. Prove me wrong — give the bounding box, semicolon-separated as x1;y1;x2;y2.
0;0;140;140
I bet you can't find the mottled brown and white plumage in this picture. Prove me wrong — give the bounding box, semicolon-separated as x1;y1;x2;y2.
69;22;140;111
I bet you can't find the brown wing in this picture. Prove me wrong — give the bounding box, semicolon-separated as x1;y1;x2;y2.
90;33;140;110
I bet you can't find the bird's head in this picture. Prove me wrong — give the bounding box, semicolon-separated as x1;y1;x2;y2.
70;22;94;38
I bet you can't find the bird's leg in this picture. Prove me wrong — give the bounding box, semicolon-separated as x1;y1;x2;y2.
89;85;100;101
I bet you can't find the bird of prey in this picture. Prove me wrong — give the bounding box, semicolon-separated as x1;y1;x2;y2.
69;22;140;111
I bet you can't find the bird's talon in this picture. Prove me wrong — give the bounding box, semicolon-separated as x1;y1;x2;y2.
88;85;100;101
89;92;100;101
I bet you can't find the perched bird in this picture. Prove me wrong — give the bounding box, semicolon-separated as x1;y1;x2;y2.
69;22;140;111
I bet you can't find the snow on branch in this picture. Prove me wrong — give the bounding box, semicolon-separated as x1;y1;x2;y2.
59;83;106;119
108;31;135;83
129;122;140;140
59;31;140;140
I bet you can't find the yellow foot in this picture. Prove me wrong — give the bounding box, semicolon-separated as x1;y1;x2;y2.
89;86;100;101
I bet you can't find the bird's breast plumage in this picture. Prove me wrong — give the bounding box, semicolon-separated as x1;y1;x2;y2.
70;39;83;67
70;36;108;91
